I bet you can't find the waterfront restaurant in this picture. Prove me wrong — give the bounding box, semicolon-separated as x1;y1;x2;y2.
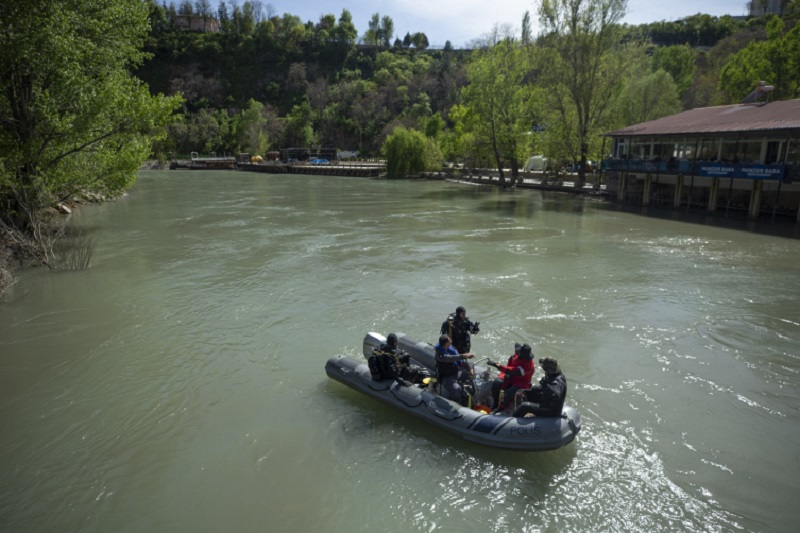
603;98;800;221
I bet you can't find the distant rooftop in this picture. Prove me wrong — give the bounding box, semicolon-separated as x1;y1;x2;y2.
607;99;800;137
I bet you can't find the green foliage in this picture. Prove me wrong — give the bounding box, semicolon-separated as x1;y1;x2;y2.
132;0;800;182
383;127;442;177
719;17;800;102
363;13;394;47
617;69;682;126
0;0;181;232
284;102;316;147
537;0;635;181
235;100;283;156
630;14;745;47
458;40;535;182
650;45;697;95
424;113;445;139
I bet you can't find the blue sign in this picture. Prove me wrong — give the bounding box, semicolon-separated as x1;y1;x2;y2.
697;163;784;180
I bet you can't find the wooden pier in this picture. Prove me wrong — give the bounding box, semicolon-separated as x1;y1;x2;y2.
237;162;385;177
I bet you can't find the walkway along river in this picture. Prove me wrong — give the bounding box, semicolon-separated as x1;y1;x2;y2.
1;170;799;532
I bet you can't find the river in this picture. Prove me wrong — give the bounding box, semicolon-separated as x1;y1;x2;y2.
1;170;799;532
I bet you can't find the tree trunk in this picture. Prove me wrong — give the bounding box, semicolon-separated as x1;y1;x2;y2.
510;159;519;186
577;142;588;188
493;146;506;186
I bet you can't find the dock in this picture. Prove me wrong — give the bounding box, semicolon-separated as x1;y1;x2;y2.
169;157;386;177
237;162;385;177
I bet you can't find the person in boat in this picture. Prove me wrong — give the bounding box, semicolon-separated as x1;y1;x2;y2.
486;342;535;413
511;357;567;417
368;333;423;384
434;334;474;404
440;306;480;354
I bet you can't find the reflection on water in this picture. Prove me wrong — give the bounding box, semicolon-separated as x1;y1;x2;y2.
1;171;799;532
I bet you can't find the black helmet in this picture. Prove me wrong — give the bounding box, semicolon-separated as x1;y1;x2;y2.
456;306;466;315
387;333;398;347
519;344;533;360
514;342;522;354
539;356;559;374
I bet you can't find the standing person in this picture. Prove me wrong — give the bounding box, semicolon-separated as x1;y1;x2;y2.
487;343;535;413
440;306;480;354
512;357;567;417
434;334;474;404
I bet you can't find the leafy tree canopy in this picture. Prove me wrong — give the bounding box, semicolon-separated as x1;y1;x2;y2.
0;0;181;237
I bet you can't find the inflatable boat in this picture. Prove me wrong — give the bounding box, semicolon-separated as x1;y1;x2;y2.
324;333;581;451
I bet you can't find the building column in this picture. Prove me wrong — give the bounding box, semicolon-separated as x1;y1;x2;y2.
642;175;652;206
707;177;719;213
748;180;763;219
673;175;684;208
617;173;627;202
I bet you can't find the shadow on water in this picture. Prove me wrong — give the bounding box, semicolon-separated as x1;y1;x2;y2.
419;182;800;238
594;201;800;239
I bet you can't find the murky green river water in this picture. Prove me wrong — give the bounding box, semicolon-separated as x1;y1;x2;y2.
1;171;799;532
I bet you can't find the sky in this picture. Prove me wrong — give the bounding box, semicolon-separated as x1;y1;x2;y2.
223;0;750;48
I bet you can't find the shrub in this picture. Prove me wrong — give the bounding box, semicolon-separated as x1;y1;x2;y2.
383;127;442;177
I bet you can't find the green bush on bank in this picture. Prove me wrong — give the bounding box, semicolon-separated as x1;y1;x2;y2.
383;127;442;177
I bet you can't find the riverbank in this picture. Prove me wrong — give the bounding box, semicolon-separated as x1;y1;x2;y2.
0;190;121;296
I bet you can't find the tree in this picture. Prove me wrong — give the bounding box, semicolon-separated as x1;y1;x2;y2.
383;127;442;177
332;9;358;46
616;69;682;126
719;17;800;102
284;102;315;147
364;13;380;45
235;99;271;154
194;0;212;17
651;44;697;96
458;40;534;185
411;32;430;50
536;0;631;185
380;16;395;47
178;0;193;15
521;11;533;46
217;2;230;28
0;0;181;263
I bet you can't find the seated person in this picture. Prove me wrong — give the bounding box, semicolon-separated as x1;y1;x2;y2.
368;333;426;384
487;343;535;413
434;334;474;404
511;357;567;417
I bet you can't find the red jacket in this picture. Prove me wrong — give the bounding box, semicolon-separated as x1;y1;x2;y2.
498;354;535;389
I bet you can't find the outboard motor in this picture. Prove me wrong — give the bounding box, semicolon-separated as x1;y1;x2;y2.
362;332;386;359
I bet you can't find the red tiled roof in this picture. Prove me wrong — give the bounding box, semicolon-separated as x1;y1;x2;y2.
607;99;800;137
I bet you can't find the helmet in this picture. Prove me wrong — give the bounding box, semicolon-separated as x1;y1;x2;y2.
514;342;522;354
387;333;398;347
519;344;533;360
539;356;559;374
456;306;466;316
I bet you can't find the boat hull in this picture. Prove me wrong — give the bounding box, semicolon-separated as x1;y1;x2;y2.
325;354;581;451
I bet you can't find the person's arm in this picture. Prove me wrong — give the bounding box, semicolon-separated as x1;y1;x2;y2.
435;346;461;364
489;359;522;376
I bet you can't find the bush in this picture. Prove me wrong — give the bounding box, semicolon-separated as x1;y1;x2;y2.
383;127;442;177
